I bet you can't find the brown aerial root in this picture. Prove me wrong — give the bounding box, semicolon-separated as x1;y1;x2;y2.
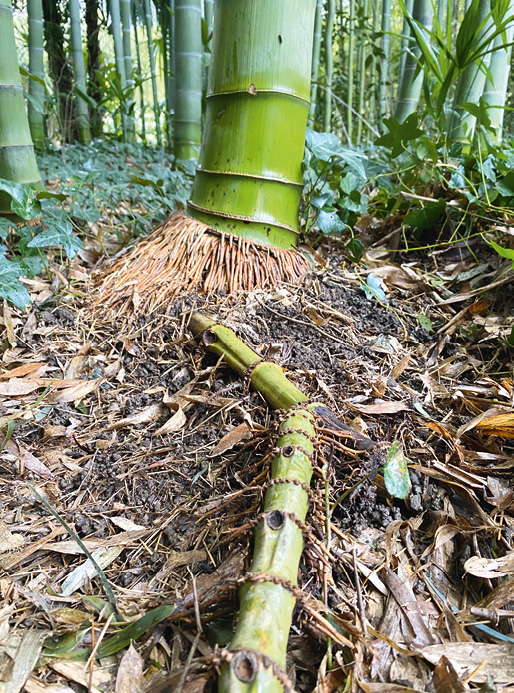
93;210;310;315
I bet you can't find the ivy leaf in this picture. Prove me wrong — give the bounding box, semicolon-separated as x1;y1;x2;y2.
384;441;411;500
363;273;387;303
0;218;14;240
0;255;31;310
404;199;446;230
317;209;345;235
28;218;83;259
345;237;364;263
375;114;423;157
0;179;39;219
417;313;433;332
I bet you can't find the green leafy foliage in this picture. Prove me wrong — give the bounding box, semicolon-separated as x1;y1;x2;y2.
0;141;192;310
384;441;411;500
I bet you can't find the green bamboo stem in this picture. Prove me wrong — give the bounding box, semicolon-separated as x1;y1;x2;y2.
0;0;43;216
174;0;202;159
449;0;492;140
308;0;322;126
356;0;369;143
379;0;391;130
164;0;174;148
481;0;514;143
347;0;355;142
187;0;316;249
143;0;162;146
108;0;128;139
397;0;413;85
120;0;135;141
219;410;316;692
132;6;146;141
395;0;433;122
436;0;446;27
324;0;335;132
69;0;92;145
27;0;45;150
189;314;306;409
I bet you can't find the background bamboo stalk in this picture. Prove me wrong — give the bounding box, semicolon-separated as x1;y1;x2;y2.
143;0;162;145
69;0;92;145
0;0;43;215
308;0;323;126
173;0;202;159
395;0;433;122
132;6;146;141
449;0;492;140
481;0;514;142
108;0;128;139
324;0;335;132
27;0;45;150
379;0;391;130
347;0;355;142
397;0;413;87
119;0;135;141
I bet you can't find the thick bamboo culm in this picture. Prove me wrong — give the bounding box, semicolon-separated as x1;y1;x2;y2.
308;0;323;126
143;0;162;146
0;0;43;215
187;0;316;249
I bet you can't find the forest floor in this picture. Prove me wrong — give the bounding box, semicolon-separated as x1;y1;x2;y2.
1;150;514;693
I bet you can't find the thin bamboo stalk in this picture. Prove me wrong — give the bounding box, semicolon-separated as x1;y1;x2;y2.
188;0;316;248
324;0;335;132
449;0;492;140
108;0;128;139
165;0;174;148
397;0;413;83
174;0;202;159
395;0;433;122
357;0;369;142
69;0;92;145
0;0;43;215
27;0;45;150
379;0;391;129
347;0;356;142
481;0;514;142
143;0;162;145
132;5;146;141
308;0;323;126
119;0;135;141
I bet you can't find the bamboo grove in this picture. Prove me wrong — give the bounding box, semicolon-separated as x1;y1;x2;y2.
1;0;513;159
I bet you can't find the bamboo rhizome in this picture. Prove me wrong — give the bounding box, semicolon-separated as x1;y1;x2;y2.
0;0;44;216
27;0;45;149
95;0;316;315
188;313;355;692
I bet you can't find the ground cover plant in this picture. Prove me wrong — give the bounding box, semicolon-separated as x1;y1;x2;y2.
1;0;514;692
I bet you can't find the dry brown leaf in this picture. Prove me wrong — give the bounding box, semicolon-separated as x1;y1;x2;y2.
359;684;421;693
367;265;421;291
211;422;253;456
18;448;53;478
0;362;47;379
106;403;167;430
115;644;144;693
420;643;514;683
475;413;514;438
46;379;101;404
464;551;514;578
390;353;411;379
0;379;41;396
154;403;187;435
349;400;411;414
50;660;112;689
0;520;25;554
2;300;16;348
432;655;467;693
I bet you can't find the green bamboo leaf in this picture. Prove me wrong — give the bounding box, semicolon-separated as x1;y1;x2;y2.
490;240;514;265
96;605;175;659
384;441;411;499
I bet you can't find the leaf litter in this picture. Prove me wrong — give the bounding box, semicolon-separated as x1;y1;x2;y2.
0;236;513;692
